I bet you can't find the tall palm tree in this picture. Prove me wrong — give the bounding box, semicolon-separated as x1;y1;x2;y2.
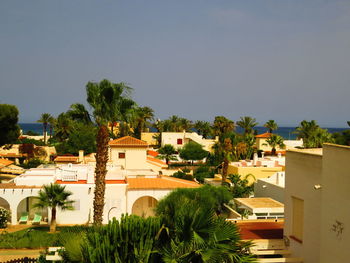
178;117;193;132
37;113;52;144
264;120;278;133
194;120;212;138
237;116;258;135
133;106;154;139
222;138;233;184
67;103;92;125
33;183;74;233
168;115;181;131
212;116;235;141
48;116;56;140
54;113;73;142
86;79;135;225
264;134;285;155
295;120;319;148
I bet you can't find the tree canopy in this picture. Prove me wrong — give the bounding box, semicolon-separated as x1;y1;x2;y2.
0;104;20;146
179;141;208;164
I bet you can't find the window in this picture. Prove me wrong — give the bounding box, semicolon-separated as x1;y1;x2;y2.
177;139;183;145
291;196;304;242
118;152;125;159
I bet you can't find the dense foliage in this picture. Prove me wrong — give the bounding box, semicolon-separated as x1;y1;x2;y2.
157;144;178;164
295;120;334;148
0;207;10;228
179;141;208;164
0;104;20;146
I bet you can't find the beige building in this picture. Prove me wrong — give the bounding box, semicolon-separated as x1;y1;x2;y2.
255;132;303;152
161;131;218;152
141;132;159;146
284;144;350;263
228;156;285;184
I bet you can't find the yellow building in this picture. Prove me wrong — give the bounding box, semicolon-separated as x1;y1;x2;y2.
284;144;350;263
227;157;285;184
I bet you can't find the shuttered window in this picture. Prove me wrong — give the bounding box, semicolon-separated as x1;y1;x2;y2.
292;196;304;242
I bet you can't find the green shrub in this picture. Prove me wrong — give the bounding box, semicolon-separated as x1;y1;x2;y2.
171;170;193;181
0;208;10;228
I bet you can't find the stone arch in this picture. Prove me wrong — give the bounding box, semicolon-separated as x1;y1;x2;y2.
16;196;48;223
131;196;158;217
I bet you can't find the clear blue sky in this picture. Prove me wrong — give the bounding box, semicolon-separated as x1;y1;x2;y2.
1;0;349;127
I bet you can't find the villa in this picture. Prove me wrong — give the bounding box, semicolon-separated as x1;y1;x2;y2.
0;136;199;226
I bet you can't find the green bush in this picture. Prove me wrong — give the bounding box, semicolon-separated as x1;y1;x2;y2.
0;208;10;228
193;164;215;183
171;170;193;181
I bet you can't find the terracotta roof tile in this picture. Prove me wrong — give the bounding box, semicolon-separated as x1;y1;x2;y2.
146;156;167;167
109;136;148;147
0;183;41;189
255;132;272;138
54;156;79;163
0;159;14;168
128;176;199;190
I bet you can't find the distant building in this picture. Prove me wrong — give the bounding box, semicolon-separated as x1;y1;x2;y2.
254;172;285;203
255;132;303;153
161;131;218;152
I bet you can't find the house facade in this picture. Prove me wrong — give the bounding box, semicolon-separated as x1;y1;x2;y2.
284;144;350;263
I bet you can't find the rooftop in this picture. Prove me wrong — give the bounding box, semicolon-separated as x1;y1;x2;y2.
109;136;148;147
255;132;272;138
128;176;199;190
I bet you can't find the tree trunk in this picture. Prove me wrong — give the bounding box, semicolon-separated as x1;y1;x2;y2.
93;125;110;225
43;125;47;145
50;206;57;233
272;147;276;156
222;159;228;185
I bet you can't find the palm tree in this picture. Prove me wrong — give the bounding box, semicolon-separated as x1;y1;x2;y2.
33;183;74;233
37;113;52;144
237;116;258;135
212;116;235;141
264;120;278;133
133;106;154;138
157;144;178;165
67;103;92;125
222;138;233;184
168;115;181;131
178;117;193;132
48;116;56;140
54;113;73;142
264;134;285;155
86;79;135;225
194;120;212;138
347;121;350;127
295;120;319;148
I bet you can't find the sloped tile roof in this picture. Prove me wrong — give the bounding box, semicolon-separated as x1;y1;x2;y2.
146;156;167;167
128;176;199;190
109;136;148;147
0;159;14;168
255;132;272;138
147;150;159;157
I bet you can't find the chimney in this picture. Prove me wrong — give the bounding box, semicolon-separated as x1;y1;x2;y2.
79;150;84;163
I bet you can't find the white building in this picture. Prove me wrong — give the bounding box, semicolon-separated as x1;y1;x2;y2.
0;136;199;226
161;131;218;152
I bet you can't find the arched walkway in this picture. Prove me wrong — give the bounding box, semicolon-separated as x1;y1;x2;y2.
17;197;48;223
0;197;10;210
131;196;158;217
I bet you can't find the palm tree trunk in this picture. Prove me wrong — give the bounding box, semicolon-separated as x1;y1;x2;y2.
222;159;228;185
93;125;109;225
43;124;47;144
272;147;276;156
50;206;57;233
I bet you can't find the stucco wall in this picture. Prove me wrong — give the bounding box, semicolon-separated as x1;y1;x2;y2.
284;150;322;263
319;144;350;263
110;147;148;169
254;180;284;203
228;165;283;184
141;132;159;146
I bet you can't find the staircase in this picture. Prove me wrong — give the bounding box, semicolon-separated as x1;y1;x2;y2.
250;239;303;263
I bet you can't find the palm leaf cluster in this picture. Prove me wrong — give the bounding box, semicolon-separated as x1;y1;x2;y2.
295;120;334;148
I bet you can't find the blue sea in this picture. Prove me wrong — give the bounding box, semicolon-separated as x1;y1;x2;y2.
19;123;348;140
